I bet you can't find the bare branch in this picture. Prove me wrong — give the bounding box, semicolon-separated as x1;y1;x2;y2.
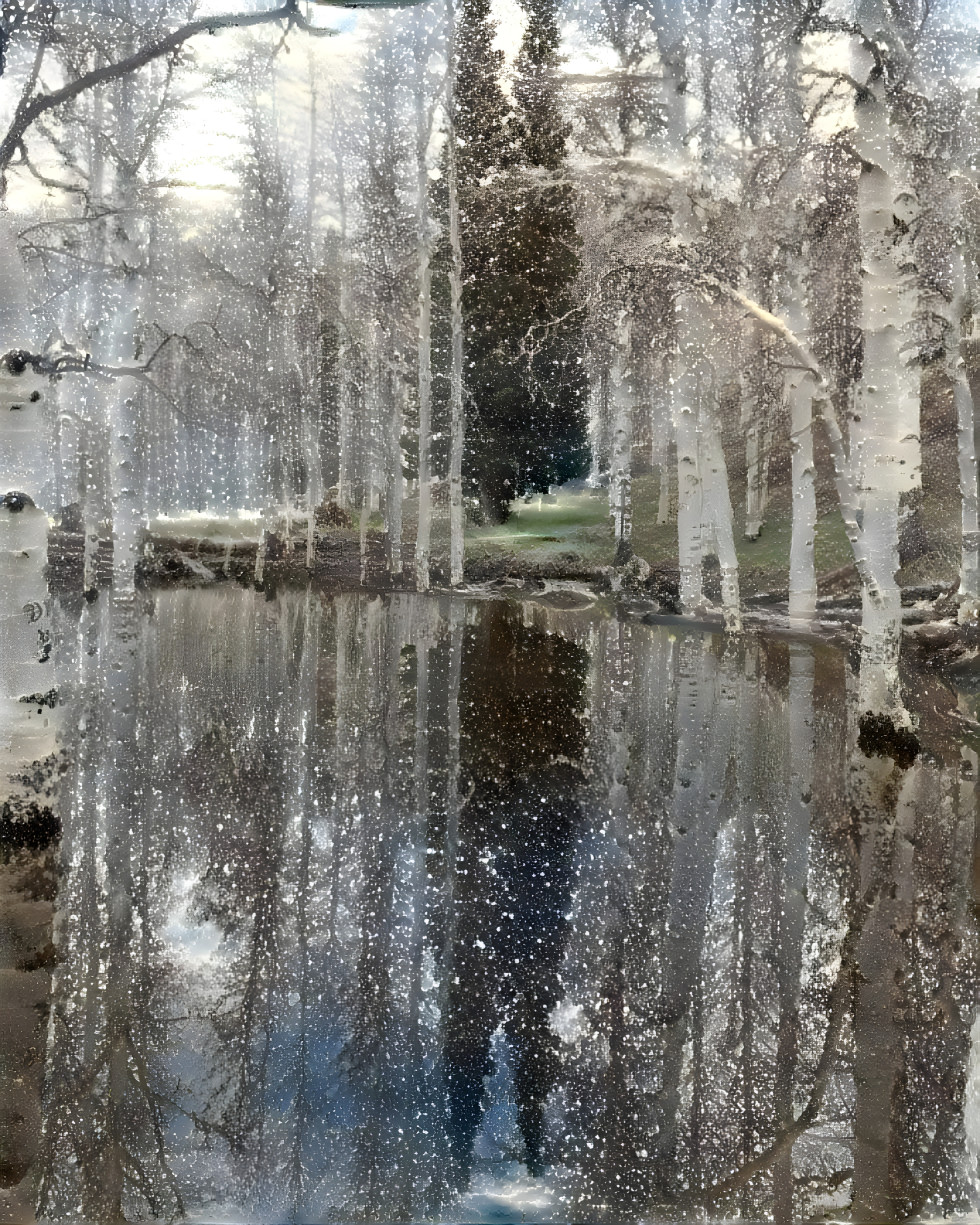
0;0;337;182
12;138;87;194
18;209;118;236
799;66;873;104
692;899;867;1206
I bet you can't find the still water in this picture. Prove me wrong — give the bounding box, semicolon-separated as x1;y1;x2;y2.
2;586;979;1224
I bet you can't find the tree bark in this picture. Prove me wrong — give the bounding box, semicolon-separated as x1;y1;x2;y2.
446;0;465;588
414;36;435;591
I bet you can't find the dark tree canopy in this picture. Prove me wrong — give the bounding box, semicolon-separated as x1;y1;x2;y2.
440;0;588;522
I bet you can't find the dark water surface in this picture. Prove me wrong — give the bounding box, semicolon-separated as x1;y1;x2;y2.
2;587;979;1224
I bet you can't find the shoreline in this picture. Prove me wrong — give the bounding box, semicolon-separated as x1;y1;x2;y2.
39;522;980;699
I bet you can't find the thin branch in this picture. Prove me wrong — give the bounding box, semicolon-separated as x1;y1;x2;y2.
692;904;865;1205
130;51;180;176
20;238;120;271
18;209;118;236
12;139;88;194
124;1031;186;1218
31;116;88;176
5;331;177;381
0;0;337;180
799;66;873;103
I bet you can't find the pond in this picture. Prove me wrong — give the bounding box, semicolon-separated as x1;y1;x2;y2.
2;586;979;1224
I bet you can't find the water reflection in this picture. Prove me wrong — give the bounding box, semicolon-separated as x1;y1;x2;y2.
15;589;980;1221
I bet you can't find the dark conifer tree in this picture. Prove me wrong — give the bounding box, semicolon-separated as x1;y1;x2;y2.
512;0;567;171
497;0;589;516
455;0;512;185
433;0;589;522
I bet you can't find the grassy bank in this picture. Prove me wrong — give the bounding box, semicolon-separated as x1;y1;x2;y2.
441;477;856;594
135;479;859;595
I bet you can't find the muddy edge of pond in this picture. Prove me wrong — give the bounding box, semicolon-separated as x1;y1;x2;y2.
46;522;980;680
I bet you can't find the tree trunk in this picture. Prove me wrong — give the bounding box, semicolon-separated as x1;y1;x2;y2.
414;48;435;592
772;644;815;1218
851;758;917;1220
0;211;56;821
784;297;818;622
384;365;404;580
700;408;741;632
653;635;739;1193
952;254;979;618
447;0;465;587
609;311;633;561
852;89;918;714
673;297;705;613
104;57;145;596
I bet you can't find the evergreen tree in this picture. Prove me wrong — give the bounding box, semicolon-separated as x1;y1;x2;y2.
436;0;589;523
455;0;513;186
499;0;589;513
512;0;567;170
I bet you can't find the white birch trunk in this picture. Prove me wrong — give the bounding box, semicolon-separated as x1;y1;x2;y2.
653;356;674;525
608;311;633;557
337;320;354;514
305;87;322;572
447;0;465;588
305;408;322;571
956;366;979;617
0;217;49;514
0;211;57;817
852;87;919;714
773;643;815;1214
783;296;818;623
673;298;705;613
700;410;741;632
385;368;404;580
742;359;775;541
99;59;146;597
787;369;818;624
952;255;979;618
414;51;434;592
743;422;766;540
335;125;355;515
673;291;741;627
106;348;141;596
655;635;740;1182
360;474;374;587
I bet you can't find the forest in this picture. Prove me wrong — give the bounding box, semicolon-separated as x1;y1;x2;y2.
0;0;977;709
2;3;980;1222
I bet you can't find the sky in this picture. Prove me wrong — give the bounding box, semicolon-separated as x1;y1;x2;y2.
149;0;527;209
6;0;978;218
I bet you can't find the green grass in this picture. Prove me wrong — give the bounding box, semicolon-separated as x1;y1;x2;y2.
629;472;855;592
464;489;614;563
408;476;857;588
